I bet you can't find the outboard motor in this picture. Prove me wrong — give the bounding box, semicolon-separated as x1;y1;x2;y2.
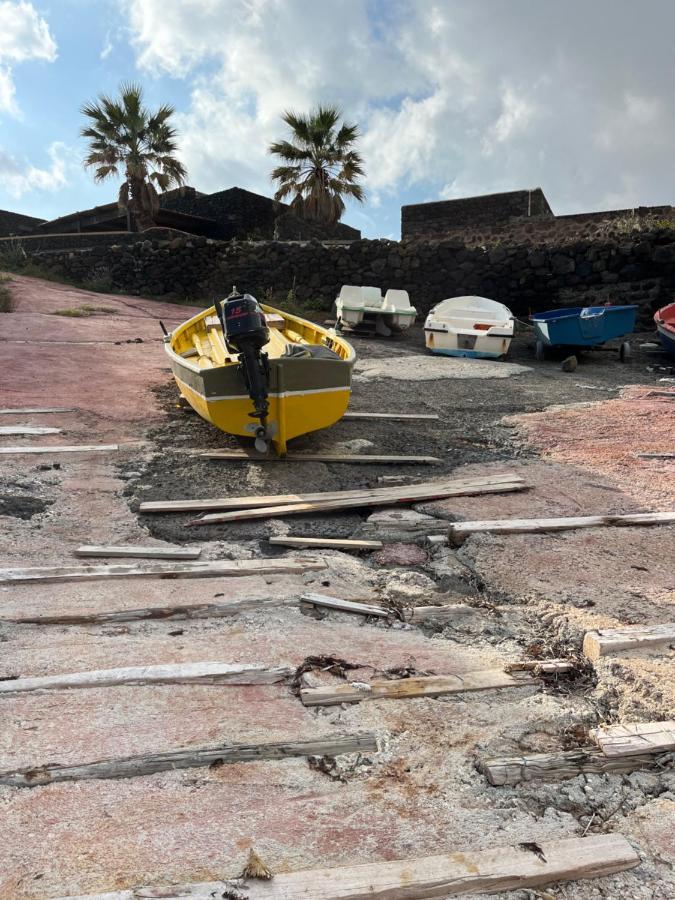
218;287;271;452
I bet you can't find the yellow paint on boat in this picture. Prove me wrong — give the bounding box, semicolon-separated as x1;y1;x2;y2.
165;303;355;455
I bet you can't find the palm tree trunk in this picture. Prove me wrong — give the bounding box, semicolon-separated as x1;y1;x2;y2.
128;176;155;232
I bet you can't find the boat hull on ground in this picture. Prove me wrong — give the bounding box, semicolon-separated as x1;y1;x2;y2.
655;303;675;357
424;296;514;359
166;304;355;455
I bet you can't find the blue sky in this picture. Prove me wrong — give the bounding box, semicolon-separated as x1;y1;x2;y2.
2;0;675;239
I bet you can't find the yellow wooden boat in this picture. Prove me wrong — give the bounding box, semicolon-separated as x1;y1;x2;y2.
164;290;355;455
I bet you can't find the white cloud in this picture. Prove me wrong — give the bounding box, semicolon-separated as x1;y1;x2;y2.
0;142;71;197
121;0;675;225
0;1;57;116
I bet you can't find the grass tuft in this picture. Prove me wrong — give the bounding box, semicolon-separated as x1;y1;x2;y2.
52;304;117;317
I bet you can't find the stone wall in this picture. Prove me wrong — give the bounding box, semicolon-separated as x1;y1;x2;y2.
402;189;553;239
21;226;675;326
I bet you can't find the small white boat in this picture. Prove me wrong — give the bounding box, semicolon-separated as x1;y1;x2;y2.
424;296;514;359
335;285;417;336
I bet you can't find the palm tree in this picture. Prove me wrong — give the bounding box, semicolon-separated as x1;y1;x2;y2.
269;105;365;225
80;82;187;232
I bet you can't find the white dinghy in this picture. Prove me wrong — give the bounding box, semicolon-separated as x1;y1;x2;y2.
335;285;417;336
424;296;514;359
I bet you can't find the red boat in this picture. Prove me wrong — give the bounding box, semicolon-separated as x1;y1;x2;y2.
655;302;675;357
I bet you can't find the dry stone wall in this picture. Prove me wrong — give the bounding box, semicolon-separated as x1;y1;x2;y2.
16;226;675;325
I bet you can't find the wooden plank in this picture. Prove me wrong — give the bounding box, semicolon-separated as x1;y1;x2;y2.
343;411;440;421
300;595;476;625
0;407;75;415
300;669;537;707
0;444;118;455
405;604;478;624
58;834;640;899
449;511;675;540
0;424;62;435
592;721;675;757
270;537;383;550
0;558;325;586
0;733;378;788
637;452;675;459
74;544;202;560
505;659;576;674
481;747;665;786
301;593;388;617
645;391;675;399
200;451;442;465
193;480;527;526
140;472;523;514
0;662;292;694
583;623;675;660
0;597;297;626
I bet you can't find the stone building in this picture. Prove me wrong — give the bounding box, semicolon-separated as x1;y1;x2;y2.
31;185;361;242
0;209;46;237
401;188;553;239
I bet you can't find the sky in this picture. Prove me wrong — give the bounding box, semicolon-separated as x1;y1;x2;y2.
1;0;675;239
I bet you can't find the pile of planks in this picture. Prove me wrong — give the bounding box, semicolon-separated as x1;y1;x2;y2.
138;472;527;525
481;719;675;786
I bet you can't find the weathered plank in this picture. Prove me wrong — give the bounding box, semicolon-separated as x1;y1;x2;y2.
0;662;292;694
505;659;576;674
193;480;526;526
481;747;665;786
0;733;378;787
201;451;443;465
0;597;297;626
0;444;118;455
140;472;523;514
343;411;440;421
0;558;325;585
270;536;383;550
0;407;75;415
300;669;537;707
74;545;202;560
449;511;675;541
58;834;639;900
583;623;675;660
0;424;62;435
405;604;478;624
592;721;675;757
301;593;388;617
637;452;675;459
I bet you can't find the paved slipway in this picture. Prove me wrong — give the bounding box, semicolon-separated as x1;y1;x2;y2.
0;273;674;899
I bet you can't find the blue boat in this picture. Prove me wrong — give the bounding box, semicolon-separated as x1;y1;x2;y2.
531;305;637;362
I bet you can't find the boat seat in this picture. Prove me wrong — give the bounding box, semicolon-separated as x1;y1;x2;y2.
383;289;412;312
337;285;363;308
361;286;384;309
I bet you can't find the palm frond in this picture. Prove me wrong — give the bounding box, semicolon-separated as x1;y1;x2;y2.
80;81;188;225
269;105;365;223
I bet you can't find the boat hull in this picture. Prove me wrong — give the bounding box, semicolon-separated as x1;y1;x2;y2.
166;305;354;455
423;296;514;359
655;303;675;357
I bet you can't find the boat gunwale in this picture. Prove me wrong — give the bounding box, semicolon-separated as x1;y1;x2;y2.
165;303;355;375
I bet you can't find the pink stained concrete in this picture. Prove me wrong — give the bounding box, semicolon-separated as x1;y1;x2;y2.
0;274;201;422
3;608;504;679
508;387;675;510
